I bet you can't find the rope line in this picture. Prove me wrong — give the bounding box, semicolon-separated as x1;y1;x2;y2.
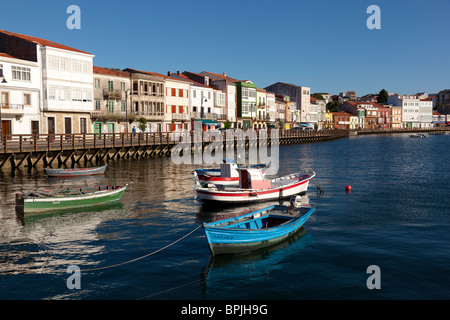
82;224;202;272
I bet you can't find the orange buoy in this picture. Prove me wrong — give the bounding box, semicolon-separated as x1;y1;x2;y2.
345;185;352;191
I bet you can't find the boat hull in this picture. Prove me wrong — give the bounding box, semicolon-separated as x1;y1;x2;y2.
45;165;107;177
196;174;313;203
16;185;127;214
203;205;314;255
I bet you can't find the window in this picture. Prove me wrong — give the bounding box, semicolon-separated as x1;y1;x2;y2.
121;102;126;112
95;100;101;110
94;79;100;89
108;101;114;113
120;82;126;91
80;118;87;134
0;64;3;77
24;94;31;105
193;90;196;98
179;89;183;97
108;81;114;91
12;66;31;81
243;87;249;100
1;92;9;107
171;88;176;96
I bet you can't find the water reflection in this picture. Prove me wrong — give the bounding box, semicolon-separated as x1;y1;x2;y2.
200;228;313;299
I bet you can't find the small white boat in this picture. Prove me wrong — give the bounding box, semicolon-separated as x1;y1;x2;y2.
195;159;269;186
195;167;315;203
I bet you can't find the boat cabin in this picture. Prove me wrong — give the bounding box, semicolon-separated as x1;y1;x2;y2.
220;160;239;178
237;167;271;190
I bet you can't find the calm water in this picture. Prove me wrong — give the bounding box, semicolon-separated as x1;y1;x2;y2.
1;133;450;300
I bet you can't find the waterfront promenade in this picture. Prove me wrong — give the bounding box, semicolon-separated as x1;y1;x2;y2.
0;127;448;171
0;129;348;170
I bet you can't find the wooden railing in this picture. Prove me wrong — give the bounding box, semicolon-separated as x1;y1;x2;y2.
0;129;349;154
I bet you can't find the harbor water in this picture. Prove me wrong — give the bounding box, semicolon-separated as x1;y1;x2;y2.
1;133;450;300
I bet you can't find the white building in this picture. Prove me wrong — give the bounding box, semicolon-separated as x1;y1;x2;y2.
0;30;96;135
419;98;433;127
165;74;191;132
388;94;432;128
0;53;41;135
266;92;276;126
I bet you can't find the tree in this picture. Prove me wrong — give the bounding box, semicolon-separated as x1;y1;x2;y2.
377;89;388;104
138;117;147;132
223;120;232;129
311;93;325;100
326;100;341;112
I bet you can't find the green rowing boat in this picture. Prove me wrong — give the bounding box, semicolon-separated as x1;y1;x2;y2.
15;184;128;214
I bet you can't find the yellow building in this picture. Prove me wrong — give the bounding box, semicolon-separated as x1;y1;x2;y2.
325;111;334;129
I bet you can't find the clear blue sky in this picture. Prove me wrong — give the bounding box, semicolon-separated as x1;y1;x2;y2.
1;0;449;96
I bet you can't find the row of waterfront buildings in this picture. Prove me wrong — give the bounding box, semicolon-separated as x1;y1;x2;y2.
0;29;449;136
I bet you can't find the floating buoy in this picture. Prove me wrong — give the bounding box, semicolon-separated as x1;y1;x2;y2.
345;185;352;191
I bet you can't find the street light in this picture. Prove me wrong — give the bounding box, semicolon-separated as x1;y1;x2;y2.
123;88;131;133
0;76;6;138
200;96;207;119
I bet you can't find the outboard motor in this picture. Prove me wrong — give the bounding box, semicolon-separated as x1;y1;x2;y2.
288;195;302;213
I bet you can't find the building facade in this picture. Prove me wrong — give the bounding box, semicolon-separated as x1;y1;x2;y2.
0;53;41;136
265;82;310;123
92;66;131;133
123;68;165;132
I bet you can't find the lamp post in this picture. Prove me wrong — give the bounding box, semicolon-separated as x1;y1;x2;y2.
0;75;7;138
123;88;131;133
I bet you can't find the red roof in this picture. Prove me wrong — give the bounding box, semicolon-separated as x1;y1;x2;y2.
124;68;168;79
0;30;92;55
93;66;130;78
201;71;241;83
0;52;21;60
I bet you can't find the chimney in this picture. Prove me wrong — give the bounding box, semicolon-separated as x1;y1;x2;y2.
223;72;226;76
167;71;171;76
177;71;181;75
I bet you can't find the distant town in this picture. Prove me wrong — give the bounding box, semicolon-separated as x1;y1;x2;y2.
1;29;449;137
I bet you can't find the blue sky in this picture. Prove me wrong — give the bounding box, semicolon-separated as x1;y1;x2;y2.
1;0;449;96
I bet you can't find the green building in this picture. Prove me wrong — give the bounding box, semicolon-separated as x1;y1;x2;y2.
235;81;258;129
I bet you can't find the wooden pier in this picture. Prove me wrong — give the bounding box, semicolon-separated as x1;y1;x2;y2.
0;129;348;171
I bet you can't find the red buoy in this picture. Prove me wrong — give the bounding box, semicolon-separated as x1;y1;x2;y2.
345;185;352;191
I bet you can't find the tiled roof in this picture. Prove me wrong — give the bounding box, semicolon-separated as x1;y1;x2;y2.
201;71;240;83
0;30;92;55
93;66;130;78
169;73;211;88
0;52;21;60
123;68;168;79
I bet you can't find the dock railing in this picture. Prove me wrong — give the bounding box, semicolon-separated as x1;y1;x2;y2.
0;129;349;155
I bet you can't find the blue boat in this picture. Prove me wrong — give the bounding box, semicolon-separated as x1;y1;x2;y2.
202;196;315;255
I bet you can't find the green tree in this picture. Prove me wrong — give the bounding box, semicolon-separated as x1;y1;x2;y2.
223;120;232;129
311;93;325;100
138;117;147;132
326;100;341;112
377;89;388;104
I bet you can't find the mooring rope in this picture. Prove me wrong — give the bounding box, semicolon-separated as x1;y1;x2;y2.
82;224;202;272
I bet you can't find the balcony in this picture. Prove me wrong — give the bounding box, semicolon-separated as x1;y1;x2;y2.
103;89;123;100
1;104;25;116
191;112;226;121
172;113;189;121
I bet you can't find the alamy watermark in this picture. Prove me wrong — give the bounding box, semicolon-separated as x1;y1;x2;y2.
66;265;81;289
171;121;280;176
66;5;81;30
366;5;381;30
366;265;381;289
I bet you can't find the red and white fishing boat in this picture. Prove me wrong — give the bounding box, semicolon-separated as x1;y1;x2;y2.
195;167;316;203
195;160;269;186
